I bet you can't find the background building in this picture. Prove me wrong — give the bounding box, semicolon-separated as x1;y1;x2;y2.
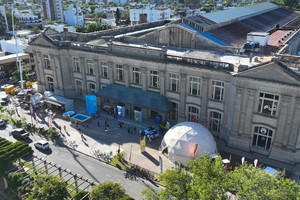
64;4;84;26
42;0;63;22
130;5;170;25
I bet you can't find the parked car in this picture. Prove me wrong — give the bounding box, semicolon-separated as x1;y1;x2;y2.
10;128;30;139
34;140;49;150
0;119;6;127
143;126;159;139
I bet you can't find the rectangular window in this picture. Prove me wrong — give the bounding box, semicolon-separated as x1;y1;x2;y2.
211;80;224;101
258;92;279;116
209;111;222;132
190;77;201;96
132;67;141;84
88;83;96;94
75;80;82;95
150;70;159;88
252;126;273;150
101;63;108;78
169;101;178;120
74;57;80;72
188;106;199;122
87;60;94;75
43;55;51;69
169;73;179;92
116;64;124;81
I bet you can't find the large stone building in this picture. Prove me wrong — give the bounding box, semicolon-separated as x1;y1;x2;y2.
28;2;300;174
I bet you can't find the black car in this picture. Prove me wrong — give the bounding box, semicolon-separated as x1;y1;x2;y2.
10;128;30;140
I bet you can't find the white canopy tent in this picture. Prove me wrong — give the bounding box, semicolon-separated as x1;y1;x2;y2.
160;122;218;165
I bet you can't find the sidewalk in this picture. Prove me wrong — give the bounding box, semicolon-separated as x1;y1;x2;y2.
50;100;175;175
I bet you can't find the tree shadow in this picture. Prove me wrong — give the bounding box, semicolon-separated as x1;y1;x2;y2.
141;151;159;166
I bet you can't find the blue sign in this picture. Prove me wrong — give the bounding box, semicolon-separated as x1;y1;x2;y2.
85;95;97;114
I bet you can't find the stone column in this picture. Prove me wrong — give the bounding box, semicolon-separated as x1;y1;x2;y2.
94;59;100;90
178;73;187;122
293;98;300;149
200;77;209;123
80;57;87;94
35;52;44;87
241;89;256;139
232;88;243;136
51;55;61;91
141;67;147;91
124;65;129;87
274;95;291;147
107;62;114;84
159;70;166;95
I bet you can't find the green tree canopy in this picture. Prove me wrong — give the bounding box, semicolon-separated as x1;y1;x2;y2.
115;8;121;25
0;14;7;35
142;154;300;200
90;181;127;200
6;10;19;31
25;175;69;200
227;164;300;200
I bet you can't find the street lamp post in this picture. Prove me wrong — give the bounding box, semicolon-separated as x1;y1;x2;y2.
11;4;24;91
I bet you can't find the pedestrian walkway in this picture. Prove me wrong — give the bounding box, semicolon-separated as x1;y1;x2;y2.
50;99;175;175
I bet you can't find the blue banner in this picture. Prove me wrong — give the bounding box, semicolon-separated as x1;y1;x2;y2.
85;95;97;114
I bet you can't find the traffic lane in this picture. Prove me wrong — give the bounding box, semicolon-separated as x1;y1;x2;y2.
1;127;159;199
40;146;160;199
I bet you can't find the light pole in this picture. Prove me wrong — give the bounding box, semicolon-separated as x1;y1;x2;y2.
11;4;24;91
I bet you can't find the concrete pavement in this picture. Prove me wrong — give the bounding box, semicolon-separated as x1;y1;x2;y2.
52;109;175;175
29;98;175;175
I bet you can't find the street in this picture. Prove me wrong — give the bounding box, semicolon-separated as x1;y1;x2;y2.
1;125;161;199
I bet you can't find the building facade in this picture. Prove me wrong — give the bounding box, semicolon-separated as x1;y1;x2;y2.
28;28;300;174
42;0;63;22
130;5;170;25
64;4;84;26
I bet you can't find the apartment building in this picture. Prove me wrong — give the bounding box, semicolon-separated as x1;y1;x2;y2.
42;0;63;22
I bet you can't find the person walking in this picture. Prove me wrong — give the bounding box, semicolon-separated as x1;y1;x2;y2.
97;120;100;127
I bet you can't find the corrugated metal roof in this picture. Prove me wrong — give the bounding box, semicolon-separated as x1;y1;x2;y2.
202;2;279;24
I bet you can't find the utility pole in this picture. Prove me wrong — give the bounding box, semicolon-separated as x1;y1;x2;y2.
12;4;24;91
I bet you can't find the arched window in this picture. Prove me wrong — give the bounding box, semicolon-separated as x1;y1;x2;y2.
252;126;273;150
46;76;54;92
188;106;199;123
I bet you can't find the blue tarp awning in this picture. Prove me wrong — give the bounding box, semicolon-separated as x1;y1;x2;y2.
97;84;173;113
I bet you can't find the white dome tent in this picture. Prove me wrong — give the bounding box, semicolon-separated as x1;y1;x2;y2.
160;122;218;165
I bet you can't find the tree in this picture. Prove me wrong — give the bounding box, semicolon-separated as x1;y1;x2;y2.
159;168;192;200
143;154;300;200
12;69;28;81
282;0;299;9
25;175;69;200
115;8;121;25
187;154;227;199
90;181;127;200
0;13;7;35
227;164;300;200
85;23;97;32
6;10;19;31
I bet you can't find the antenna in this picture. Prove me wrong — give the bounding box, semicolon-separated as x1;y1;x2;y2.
12;4;24;90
